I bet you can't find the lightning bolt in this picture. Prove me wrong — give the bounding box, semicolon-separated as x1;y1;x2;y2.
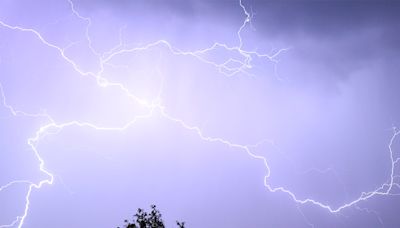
0;0;399;227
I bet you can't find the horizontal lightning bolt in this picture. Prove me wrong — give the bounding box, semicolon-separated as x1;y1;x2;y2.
0;0;398;227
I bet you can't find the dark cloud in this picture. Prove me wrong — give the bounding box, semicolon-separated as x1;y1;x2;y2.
250;0;400;38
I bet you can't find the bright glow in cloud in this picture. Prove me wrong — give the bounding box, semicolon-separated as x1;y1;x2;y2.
1;0;400;227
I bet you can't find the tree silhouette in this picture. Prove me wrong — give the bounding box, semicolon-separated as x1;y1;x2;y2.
118;205;185;228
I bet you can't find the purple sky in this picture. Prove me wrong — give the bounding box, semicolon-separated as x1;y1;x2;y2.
1;0;400;227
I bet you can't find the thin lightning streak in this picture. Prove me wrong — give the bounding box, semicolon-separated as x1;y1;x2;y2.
161;100;400;213
238;0;251;49
262;128;400;213
296;204;315;228
354;205;384;226
0;84;51;120
0;0;399;227
67;0;99;57
0;217;22;228
0;88;158;228
0;181;33;193
301;166;350;198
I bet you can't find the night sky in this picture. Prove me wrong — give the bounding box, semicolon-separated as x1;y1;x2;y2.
1;0;400;227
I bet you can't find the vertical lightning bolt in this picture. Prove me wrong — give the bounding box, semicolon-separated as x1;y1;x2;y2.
0;0;399;227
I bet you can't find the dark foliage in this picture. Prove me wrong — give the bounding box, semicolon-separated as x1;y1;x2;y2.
118;205;185;228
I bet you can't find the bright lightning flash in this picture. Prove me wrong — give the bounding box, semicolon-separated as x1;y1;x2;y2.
0;0;399;227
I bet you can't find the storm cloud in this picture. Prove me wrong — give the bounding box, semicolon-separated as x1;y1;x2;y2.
1;0;400;228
